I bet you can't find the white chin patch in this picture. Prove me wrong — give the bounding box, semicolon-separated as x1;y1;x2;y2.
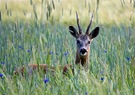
80;52;87;56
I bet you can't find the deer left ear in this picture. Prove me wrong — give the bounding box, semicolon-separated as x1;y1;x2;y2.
69;26;79;38
89;27;99;39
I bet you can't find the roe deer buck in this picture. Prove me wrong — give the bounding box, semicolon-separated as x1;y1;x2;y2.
69;12;99;71
14;12;99;75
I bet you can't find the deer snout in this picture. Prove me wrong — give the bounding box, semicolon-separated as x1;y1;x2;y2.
79;48;88;56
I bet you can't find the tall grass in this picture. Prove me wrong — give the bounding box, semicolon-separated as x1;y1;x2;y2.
0;20;135;95
0;0;135;95
0;0;135;26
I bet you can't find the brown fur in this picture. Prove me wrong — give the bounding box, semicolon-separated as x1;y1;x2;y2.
75;50;89;70
69;12;99;71
14;64;73;75
14;13;99;75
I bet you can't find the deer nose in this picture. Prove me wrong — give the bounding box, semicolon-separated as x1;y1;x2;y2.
80;48;87;55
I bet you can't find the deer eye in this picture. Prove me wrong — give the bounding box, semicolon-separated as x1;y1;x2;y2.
77;40;80;44
88;41;90;44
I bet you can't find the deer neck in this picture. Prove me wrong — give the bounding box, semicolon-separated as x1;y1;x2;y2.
75;50;90;66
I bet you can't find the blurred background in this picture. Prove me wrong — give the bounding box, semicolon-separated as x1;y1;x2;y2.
0;0;135;26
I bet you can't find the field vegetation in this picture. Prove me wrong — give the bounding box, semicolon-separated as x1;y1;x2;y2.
0;0;135;95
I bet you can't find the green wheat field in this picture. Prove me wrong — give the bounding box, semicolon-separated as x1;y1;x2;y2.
0;0;135;95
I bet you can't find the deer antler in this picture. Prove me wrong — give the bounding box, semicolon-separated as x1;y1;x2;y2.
76;12;82;34
86;12;94;35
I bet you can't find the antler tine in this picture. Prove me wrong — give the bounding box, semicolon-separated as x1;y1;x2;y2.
76;12;82;34
86;12;94;35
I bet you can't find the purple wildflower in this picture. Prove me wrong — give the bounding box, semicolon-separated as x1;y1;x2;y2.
50;51;53;55
100;77;104;81
0;74;3;77
126;57;130;61
64;52;68;56
85;92;88;95
1;62;5;64
27;50;31;52
104;50;107;53
44;78;49;84
18;46;23;49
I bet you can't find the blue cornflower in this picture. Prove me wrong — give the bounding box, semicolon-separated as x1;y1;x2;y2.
18;46;23;49
27;50;31;52
126;57;130;61
64;52;68;56
1;62;5;64
85;92;88;95
100;77;104;81
0;74;3;77
50;51;53;55
104;50;107;53
44;78;49;84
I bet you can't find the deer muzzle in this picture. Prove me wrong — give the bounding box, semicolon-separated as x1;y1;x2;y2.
79;47;88;56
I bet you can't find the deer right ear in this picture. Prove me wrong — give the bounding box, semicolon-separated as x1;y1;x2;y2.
89;27;99;39
69;26;79;38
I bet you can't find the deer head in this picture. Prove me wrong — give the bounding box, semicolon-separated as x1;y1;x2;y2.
69;12;99;70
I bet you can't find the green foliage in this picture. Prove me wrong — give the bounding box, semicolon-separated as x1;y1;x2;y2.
0;20;135;95
0;0;135;95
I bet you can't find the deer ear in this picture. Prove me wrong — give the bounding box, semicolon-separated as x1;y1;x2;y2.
89;27;99;39
69;26;79;38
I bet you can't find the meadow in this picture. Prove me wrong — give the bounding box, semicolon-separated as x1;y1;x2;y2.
0;0;135;95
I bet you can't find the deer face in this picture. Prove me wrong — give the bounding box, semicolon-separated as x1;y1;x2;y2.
69;26;99;57
76;35;90;56
69;12;99;57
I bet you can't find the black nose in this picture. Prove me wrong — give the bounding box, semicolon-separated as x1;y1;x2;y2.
80;48;87;55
